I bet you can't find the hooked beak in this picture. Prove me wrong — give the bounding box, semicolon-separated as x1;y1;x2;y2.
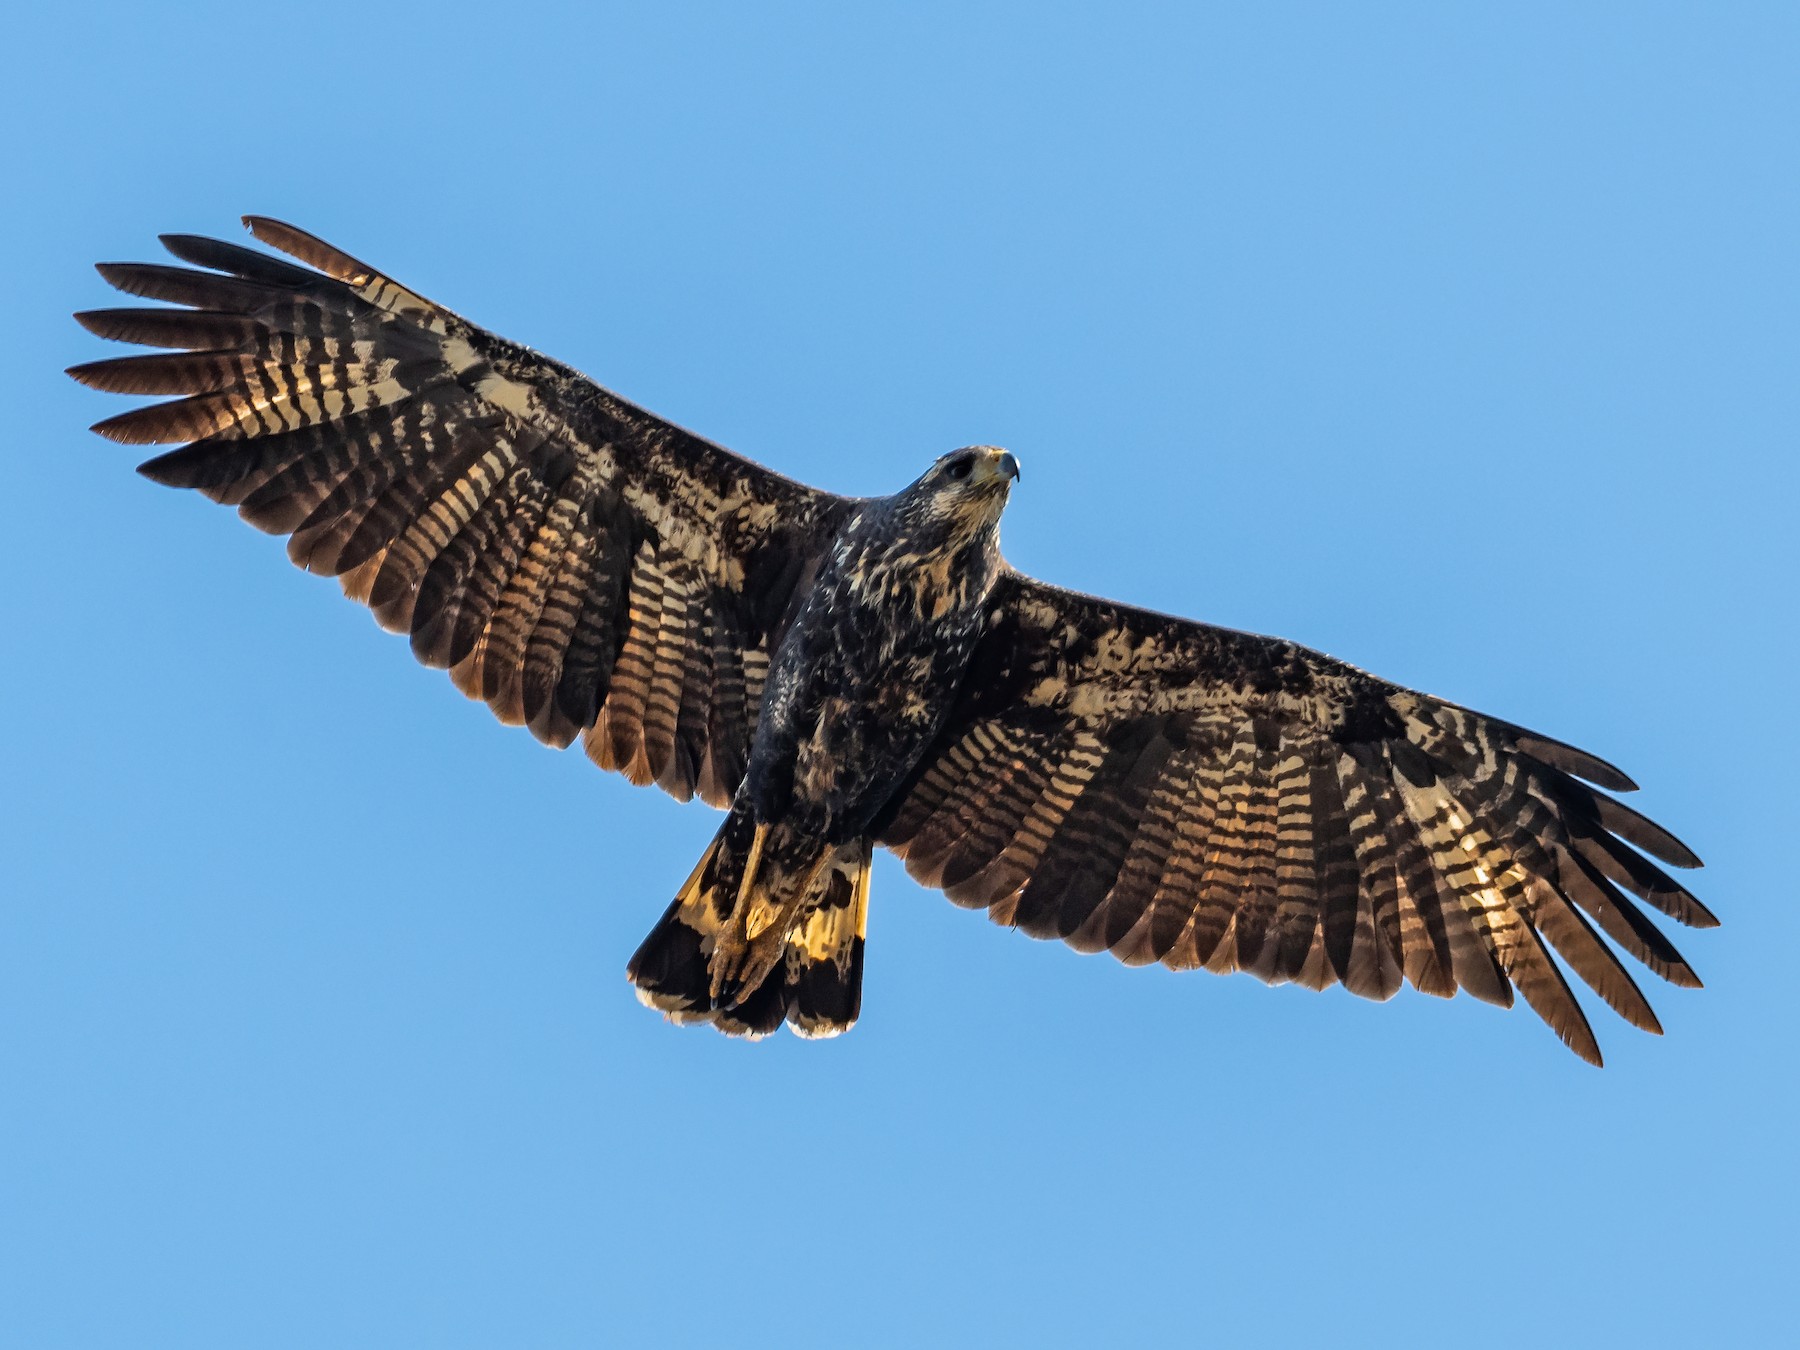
996;450;1021;482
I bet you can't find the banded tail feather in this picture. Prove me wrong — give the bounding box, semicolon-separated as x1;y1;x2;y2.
627;808;871;1040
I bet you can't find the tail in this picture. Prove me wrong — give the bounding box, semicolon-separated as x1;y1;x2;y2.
626;807;870;1039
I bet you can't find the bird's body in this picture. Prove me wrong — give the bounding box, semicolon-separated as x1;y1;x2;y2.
632;449;1015;1032
748;453;1012;845
72;218;1715;1061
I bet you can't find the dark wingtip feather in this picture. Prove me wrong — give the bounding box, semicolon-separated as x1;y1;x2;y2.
1514;928;1605;1067
91;261;283;310
1512;730;1638;793
159;232;317;287
74;306;262;350
1535;895;1665;1035
243;215;374;285
91;412;151;445
1594;795;1704;870
67;356;124;392
67;351;245;396
93;261;136;289
66;357;145;393
1557;846;1704;988
89;391;239;446
135;446;207;487
1577;832;1719;929
72;309;115;340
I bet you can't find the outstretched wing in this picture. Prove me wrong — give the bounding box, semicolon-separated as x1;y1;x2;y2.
877;571;1712;1063
72;219;853;806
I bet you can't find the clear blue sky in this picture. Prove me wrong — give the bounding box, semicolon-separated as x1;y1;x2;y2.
3;3;1794;1346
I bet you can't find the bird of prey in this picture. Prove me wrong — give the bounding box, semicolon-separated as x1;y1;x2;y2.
70;218;1713;1062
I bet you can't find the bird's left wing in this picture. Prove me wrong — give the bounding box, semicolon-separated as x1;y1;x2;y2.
876;571;1712;1063
73;219;854;806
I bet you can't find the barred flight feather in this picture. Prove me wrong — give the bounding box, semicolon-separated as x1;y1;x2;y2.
1093;749;1197;960
78;219;849;806
878;572;1710;1064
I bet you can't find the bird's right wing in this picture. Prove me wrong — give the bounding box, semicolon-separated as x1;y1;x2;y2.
877;571;1712;1064
73;218;854;806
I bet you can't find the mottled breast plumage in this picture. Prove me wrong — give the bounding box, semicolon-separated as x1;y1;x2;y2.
745;448;1016;843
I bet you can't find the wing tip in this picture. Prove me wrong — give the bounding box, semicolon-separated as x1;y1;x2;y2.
89;411;153;445
241;214;372;285
1512;729;1639;793
92;261;134;290
134;448;192;486
1654;842;1706;872
71;309;117;341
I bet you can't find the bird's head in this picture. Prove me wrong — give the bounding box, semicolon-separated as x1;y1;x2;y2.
893;445;1020;542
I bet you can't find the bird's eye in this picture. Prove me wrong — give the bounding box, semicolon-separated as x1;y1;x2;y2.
945;456;973;481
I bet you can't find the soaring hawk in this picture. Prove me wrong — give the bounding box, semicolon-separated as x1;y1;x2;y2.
70;219;1713;1063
